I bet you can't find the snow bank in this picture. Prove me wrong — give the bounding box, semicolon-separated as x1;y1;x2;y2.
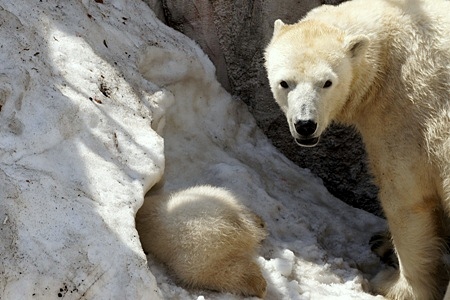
0;1;165;299
0;0;386;299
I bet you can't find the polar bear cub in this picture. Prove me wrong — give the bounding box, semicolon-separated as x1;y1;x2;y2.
136;185;267;298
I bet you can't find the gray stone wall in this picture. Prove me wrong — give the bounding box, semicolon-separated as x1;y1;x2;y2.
145;0;382;216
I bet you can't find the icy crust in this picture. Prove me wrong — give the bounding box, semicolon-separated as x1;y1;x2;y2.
0;0;385;299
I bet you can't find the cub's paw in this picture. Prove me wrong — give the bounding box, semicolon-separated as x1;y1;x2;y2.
369;231;398;269
239;262;267;298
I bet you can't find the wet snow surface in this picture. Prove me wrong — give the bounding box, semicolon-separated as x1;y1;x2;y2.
0;1;385;299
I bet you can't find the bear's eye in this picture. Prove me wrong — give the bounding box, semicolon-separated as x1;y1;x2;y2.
323;80;333;88
279;81;289;89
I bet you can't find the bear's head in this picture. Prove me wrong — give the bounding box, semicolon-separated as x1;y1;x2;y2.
264;19;369;147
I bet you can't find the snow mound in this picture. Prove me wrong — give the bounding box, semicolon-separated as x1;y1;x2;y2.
0;0;386;299
0;1;165;299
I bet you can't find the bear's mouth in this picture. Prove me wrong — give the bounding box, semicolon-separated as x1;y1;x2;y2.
295;136;320;147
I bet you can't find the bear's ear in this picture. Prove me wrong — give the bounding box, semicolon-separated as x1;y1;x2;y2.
273;19;286;36
344;35;369;59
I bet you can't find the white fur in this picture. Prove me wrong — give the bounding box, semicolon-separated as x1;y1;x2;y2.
135;185;267;298
265;0;450;299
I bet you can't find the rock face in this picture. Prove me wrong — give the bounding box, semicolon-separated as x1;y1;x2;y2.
149;0;381;215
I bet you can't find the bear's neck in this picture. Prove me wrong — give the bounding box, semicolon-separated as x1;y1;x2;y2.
333;13;393;126
337;46;386;126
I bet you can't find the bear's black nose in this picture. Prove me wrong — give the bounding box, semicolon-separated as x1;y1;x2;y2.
295;120;317;137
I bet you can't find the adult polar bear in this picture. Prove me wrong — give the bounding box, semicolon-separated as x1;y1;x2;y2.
265;0;450;299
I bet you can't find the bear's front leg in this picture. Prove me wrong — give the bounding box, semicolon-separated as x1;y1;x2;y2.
370;190;446;300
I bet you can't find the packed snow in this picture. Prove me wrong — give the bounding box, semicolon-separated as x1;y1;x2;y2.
0;0;386;299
